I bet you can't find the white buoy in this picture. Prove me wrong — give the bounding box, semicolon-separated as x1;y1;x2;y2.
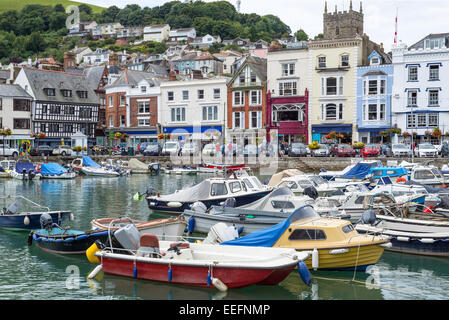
24;216;30;226
212;277;228;292
88;265;103;279
312;248;319;270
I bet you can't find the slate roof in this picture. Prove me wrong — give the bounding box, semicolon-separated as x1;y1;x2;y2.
0;84;32;98
105;69;167;89
21;67;100;104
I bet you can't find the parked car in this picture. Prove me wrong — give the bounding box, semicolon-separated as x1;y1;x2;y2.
180;142;199;156
30;145;53;156
391;143;412;157
361;144;380;158
415;143;438;158
288;143;308;157
311;144;331;157
52;145;73;156
442;142;449;157
242;144;259;157
202;143;222;157
143;143;162;156
0;145;19;157
333;144;356;157
161;141;180;156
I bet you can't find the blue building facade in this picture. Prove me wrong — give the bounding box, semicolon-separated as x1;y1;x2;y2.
356;50;394;144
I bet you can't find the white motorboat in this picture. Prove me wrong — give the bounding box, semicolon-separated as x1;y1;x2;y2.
77;156;121;177
9;162;41;180
0;160;15;178
40;163;77;179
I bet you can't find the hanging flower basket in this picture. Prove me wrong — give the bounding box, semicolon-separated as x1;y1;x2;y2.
0;128;12;136
158;134;165;140
402;132;410;137
432;127;442;138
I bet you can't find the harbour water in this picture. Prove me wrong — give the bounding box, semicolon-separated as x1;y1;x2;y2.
2;174;449;300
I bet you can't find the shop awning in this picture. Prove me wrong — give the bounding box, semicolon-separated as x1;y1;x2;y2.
311;124;352;134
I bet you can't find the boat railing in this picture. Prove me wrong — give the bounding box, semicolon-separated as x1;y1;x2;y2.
0;195;50;212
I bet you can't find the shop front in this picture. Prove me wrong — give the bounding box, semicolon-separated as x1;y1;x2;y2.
311;124;353;144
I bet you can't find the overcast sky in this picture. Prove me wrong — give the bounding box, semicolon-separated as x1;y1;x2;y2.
79;0;449;52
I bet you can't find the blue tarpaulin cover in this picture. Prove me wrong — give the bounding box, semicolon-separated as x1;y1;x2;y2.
341;163;373;179
15;162;37;173
41;163;67;176
82;156;101;168
220;218;291;248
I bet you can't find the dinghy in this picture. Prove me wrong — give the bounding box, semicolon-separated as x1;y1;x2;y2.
0;196;72;231
91;217;187;240
86;224;311;290
9;162;41;180
40;163;76;179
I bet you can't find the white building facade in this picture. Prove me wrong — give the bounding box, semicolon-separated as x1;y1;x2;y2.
143;24;171;42
391;34;449;143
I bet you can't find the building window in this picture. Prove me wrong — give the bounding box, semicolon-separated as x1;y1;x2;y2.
318;56;326;69
138;101;150;114
13;100;31;111
120;115;126;126
239;73;245;85
49;105;61;114
425;38;444;49
281;63;295;76
120;95;126;106
429;113;439;127
182;90;189;100
44;88;55;96
233;91;244;106
232;112;244;129
249;111;262;128
213;88;220;99
370;57;380;65
380;80;386;94
429;65;440;80
167;91;174;101
250;71;257;83
13;118;30;129
170;107;186;122
49;123;59;133
108;96;113;107
250;90;262;105
341;55;349;67
407;113;439;128
326;77;337;95
408;90;418;106
141;86;147;93
198;89;205;100
108;115;113;127
368;80;378;95
321;103;343;121
429;90;439;106
408;66;418;81
63;123;73;133
61;89;72;98
417;114;427;127
339;77;344;95
138;118;150;126
202;105;218;121
79;107;92;118
279;81;297;96
364;103;386;121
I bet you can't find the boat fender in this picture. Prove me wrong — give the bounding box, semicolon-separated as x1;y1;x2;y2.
207;272;212;286
237;227;244;235
420;238;436;244
187;216;195;233
298;261;312;287
167;202;183;208
396;236;410;242
311;248;319;270
212;277;228;292
133;266;138;279
87;265;103;279
77;234;89;241
168;268;172;282
86;242;101;264
41;237;48;242
64;237;75;242
27;232;33;246
24;216;30;226
32;233;41;242
55;238;63;243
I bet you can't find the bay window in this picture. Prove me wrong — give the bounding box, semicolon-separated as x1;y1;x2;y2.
279;81;297;96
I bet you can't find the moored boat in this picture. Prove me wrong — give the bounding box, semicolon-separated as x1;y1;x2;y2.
40;163;77;179
86;224;311;290
9;162;41;180
78;156;121;177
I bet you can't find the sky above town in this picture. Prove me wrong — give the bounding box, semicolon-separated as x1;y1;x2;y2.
79;0;449;52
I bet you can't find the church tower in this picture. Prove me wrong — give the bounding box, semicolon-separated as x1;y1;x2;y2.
323;1;364;40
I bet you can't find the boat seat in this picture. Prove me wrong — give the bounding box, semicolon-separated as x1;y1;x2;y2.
138;234;163;258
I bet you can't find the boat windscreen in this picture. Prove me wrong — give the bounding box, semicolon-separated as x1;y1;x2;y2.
288;206;319;224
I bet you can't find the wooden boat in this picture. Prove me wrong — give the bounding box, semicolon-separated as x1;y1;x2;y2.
221;205;390;271
86;225;311;290
40;163;77;179
9;162;41;180
28;213;110;254
0;196;72;231
91;217;187;240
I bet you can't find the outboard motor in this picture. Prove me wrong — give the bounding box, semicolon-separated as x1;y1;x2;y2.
146;187;154;197
28;169;35;180
303;186;319;200
40;213;54;229
223;197;236;208
22;168;27;180
191;201;207;213
361;210;377;225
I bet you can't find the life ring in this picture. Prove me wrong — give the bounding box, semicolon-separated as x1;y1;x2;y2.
396;177;406;183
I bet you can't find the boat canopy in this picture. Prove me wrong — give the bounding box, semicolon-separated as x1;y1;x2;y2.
128;158;148;170
369;167;408;179
40;163;68;176
82;156;101;168
238;187;295;211
267;169;304;187
15;162;37;173
157;180;212;202
221;206;318;247
341;162;380;179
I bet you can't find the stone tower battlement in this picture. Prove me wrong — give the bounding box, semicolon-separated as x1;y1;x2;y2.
323;1;363;40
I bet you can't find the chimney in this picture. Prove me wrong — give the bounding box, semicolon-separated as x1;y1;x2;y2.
64;51;76;70
7;64;21;84
169;69;177;81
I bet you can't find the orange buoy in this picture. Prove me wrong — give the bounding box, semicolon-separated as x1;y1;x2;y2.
396;177;406;183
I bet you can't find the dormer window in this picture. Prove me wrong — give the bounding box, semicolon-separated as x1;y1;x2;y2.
61;89;72;98
370;57;380;65
425;38;444;49
77;91;88;99
44;88;55;96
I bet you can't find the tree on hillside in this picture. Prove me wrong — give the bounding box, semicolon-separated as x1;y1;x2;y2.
26;32;45;54
295;29;309;41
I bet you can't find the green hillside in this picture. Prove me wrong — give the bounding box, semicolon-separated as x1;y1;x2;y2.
0;0;105;13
